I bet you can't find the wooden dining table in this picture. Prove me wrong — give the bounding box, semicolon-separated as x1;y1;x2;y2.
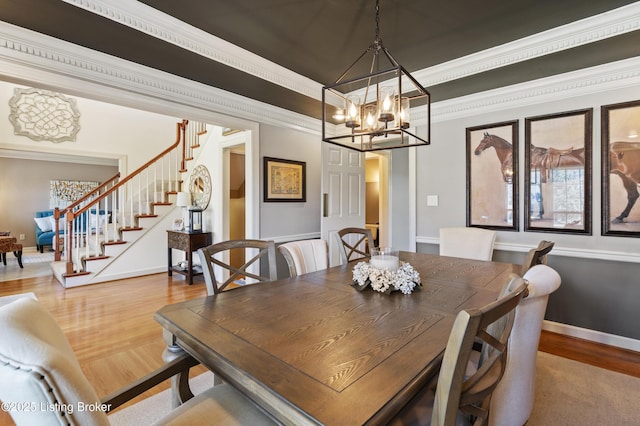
155;251;519;425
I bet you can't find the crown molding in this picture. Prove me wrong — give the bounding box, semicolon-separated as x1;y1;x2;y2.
61;0;640;100
0;143;120;166
432;56;640;122
413;2;640;86
61;0;323;100
0;21;321;135
1;18;639;136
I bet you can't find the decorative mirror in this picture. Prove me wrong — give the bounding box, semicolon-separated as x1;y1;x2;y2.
189;165;211;209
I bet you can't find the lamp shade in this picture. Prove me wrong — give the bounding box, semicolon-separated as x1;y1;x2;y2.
176;192;190;207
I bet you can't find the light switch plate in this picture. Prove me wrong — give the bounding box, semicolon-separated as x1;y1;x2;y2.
427;195;439;206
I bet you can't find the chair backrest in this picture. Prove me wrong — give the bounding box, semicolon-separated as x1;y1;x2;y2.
439;227;497;261
433;275;527;426
0;298;110;426
198;239;278;295
488;265;561;426
337;227;375;264
278;239;329;277
520;240;555;275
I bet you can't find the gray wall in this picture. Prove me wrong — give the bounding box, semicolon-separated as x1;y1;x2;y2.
259;124;321;239
0;157;118;247
415;83;640;342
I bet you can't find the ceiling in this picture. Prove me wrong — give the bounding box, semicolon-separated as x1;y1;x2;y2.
1;0;639;121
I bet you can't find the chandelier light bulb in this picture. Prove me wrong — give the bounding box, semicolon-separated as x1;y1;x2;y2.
345;95;361;129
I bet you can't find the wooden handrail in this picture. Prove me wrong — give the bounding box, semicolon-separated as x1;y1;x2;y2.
73;120;187;218
63;119;189;274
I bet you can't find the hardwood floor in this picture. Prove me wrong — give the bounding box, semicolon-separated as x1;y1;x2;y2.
0;272;209;425
1;270;639;424
538;330;640;378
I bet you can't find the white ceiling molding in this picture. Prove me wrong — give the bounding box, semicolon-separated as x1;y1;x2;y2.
62;0;640;98
60;0;323;101
432;56;640;123
0;144;120;166
1;20;640;136
413;2;640;87
0;21;321;135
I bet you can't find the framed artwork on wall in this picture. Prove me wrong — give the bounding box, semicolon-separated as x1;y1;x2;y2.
263;157;306;202
524;109;592;235
601;99;640;237
466;120;519;230
50;180;100;209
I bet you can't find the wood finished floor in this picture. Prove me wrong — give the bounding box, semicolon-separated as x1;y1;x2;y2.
1;269;639;425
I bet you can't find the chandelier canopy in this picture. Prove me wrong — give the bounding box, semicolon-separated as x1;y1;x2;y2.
322;0;430;152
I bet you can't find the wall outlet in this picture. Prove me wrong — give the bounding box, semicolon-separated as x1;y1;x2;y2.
19;234;25;240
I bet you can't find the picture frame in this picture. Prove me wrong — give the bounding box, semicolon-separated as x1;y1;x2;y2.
172;218;184;231
601;100;640;237
466;121;519;230
263;157;306;202
524;109;592;235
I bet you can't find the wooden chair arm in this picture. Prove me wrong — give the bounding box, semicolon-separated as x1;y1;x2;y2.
101;352;200;411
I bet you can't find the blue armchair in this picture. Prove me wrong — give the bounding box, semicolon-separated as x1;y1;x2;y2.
34;210;111;253
34;211;61;253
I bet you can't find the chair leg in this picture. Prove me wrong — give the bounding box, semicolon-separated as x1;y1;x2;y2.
14;250;23;268
1;253;6;266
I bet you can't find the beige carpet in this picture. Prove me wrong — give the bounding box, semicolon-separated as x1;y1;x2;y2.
109;352;640;425
528;352;640;426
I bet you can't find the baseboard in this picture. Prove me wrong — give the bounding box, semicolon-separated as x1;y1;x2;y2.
542;320;640;353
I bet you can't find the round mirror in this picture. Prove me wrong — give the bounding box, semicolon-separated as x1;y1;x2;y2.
189;165;211;209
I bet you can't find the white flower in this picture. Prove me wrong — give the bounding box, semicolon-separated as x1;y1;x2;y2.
352;260;421;294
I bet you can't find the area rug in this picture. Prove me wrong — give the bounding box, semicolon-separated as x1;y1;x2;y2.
108;372;215;425
528;351;640;425
21;248;55;264
109;352;640;425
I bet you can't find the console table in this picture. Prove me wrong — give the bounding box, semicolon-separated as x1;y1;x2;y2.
167;230;212;285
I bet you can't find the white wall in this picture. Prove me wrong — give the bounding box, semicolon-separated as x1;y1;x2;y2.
0;82;181;174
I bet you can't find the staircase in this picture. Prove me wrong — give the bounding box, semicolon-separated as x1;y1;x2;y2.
50;120;207;288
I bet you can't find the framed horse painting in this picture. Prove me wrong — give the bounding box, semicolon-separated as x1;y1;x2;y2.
524;109;592;235
466;120;519;231
602;100;640;237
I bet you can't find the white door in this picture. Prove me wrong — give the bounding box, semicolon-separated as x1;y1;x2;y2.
321;143;366;266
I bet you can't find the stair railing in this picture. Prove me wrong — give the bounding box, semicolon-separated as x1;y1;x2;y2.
59;119;205;276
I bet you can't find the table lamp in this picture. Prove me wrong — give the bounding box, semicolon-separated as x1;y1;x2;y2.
176;192;190;230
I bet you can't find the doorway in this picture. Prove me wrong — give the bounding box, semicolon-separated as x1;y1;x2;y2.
365;152;390;248
228;150;246;269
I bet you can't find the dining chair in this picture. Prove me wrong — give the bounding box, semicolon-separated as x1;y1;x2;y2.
488;264;561;426
278;239;329;277
439;227;497;261
337;227;375;264
0;297;277;426
198;239;278;295
390;274;528;426
520;240;555;275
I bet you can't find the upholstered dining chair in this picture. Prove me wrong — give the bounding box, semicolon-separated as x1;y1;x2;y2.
390;275;528;426
439;227;497;261
198;239;278;295
520;240;555;275
337;227;375;264
0;297;276;426
278;239;329;277
487;264;561;426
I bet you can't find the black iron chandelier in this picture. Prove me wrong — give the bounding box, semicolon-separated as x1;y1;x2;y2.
322;0;430;152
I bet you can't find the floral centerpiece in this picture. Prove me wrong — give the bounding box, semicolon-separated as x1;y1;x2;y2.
352;260;422;294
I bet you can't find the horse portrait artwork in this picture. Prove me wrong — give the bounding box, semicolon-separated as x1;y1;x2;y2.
608;141;640;224
474;132;514;183
524;109;592;234
467;123;518;230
